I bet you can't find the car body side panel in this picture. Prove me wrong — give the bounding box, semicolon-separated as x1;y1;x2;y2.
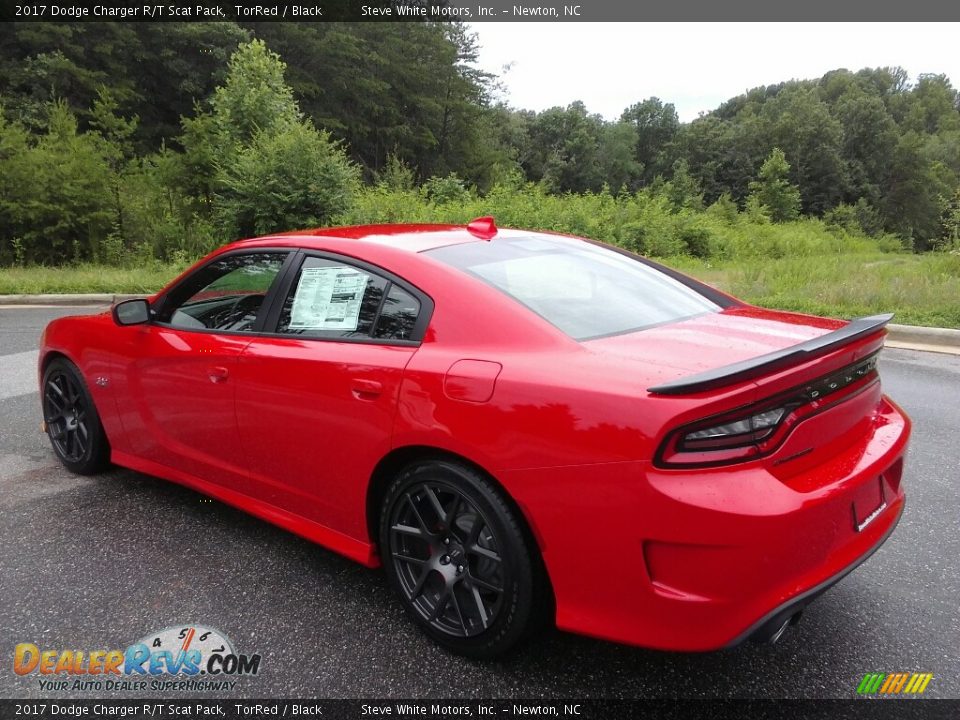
108;324;255;490
109;448;377;566
39;313;126;448
38;297;388;568
233;337;417;540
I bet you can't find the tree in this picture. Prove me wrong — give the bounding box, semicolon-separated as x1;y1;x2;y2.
760;86;844;214
748;148;801;222
0;22;248;149
665;158;704;212
241;22;497;184
834;89;898;207
167;38;361;241
0;101;112;264
89;87;139;242
940;187;960;249
0;110;33;263
215;122;359;239
621;97;679;184
881;132;951;249
209;39;300;148
901;74;960;136
521;102;605;193
596;121;642;192
132;23;249;145
0;23;141;128
670;115;736;203
201;40;359;239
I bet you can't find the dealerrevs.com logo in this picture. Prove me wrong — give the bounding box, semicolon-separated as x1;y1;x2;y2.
857;672;934;695
13;625;261;692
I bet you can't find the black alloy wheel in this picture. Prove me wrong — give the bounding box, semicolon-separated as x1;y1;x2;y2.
380;460;547;659
42;359;110;475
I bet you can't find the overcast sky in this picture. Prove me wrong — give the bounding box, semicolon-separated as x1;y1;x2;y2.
469;23;960;122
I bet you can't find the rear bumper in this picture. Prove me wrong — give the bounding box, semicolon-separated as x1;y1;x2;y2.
502;394;910;651
729;497;904;646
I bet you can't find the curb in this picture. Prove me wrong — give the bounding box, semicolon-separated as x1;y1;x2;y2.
887;323;960;346
1;294;958;354
0;293;144;306
886;323;960;356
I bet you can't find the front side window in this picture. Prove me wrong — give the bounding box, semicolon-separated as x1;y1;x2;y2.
425;236;721;340
157;252;288;332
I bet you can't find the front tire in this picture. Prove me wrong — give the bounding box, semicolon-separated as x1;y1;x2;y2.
379;460;545;659
42;358;110;475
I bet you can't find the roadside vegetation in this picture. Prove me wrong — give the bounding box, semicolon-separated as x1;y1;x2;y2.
671;253;960;328
1;25;958;326
4;181;958;327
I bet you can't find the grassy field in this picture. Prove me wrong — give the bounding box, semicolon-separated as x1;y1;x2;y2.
1;252;958;328
667;252;960;328
0;263;186;296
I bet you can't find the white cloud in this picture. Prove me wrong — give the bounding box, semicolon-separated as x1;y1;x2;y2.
469;22;960;121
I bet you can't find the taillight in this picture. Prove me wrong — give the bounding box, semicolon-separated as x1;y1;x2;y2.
656;353;880;468
679;405;795;450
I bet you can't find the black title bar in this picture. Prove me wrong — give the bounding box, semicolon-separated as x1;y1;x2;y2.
2;0;960;22
0;699;958;720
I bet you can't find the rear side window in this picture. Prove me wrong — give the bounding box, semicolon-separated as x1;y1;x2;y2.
425;236;721;340
374;285;420;341
277;257;387;338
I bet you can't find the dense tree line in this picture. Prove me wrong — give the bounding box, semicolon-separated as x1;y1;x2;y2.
1;22;959;266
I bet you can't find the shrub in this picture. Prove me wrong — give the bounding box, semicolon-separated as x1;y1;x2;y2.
215;123;359;239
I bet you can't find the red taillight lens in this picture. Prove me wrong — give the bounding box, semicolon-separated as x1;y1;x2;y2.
679;406;791;450
656;353;880;468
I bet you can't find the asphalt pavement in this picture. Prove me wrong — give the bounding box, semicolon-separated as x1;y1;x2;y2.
1;306;958;699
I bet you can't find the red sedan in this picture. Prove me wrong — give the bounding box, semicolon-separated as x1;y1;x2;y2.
39;218;910;658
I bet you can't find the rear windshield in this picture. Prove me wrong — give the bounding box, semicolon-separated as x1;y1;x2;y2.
425;236;721;341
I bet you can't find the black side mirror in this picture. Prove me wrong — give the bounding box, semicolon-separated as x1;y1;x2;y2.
112;298;151;326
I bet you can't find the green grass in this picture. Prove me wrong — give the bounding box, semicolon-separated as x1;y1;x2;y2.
2;252;958;329
664;252;960;328
0;263;184;295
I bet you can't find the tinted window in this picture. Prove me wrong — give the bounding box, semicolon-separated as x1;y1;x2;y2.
277;257;388;338
158;252;287;332
374;285;420;340
425;236;720;340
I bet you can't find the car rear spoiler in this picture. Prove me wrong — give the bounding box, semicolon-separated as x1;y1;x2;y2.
647;313;893;396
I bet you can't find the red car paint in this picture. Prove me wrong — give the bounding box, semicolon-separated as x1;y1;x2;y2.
39;223;910;651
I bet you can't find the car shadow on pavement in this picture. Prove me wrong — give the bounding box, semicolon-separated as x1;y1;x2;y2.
2;462;909;700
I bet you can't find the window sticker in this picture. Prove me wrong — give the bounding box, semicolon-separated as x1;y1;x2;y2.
289;266;368;330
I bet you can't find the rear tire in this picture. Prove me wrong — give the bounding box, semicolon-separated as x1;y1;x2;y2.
379;459;546;659
41;358;110;475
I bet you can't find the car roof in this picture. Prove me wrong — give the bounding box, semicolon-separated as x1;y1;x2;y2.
233;222;537;253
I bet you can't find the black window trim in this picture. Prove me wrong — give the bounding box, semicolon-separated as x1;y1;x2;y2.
261;249;435;347
149;247;297;337
148;246;435;346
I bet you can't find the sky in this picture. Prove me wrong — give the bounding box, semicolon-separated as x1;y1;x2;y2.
469;23;960;122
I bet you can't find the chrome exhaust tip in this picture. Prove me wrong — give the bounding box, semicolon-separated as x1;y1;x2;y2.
768;618;791;644
767;611;803;644
749;609;803;645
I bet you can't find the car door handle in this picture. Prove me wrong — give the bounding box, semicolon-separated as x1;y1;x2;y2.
208;366;230;384
351;379;383;399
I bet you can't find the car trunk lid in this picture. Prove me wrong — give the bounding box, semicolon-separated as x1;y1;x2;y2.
583;306;892;471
